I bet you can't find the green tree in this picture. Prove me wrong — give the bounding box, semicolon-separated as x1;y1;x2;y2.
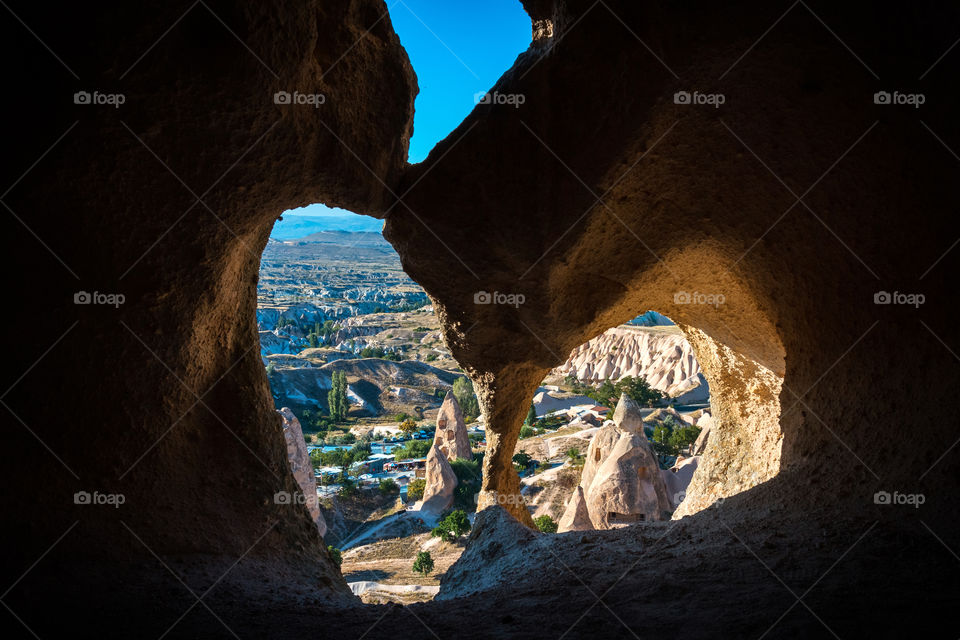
407;478;426;501
413;551;434;576
513;451;533;470
379;478;399;494
651;424;675;468
450;456;483;511
327;371;349;422
616;376;664;407
519;425;535;439
431;510;471;542
453;376;480;421
393;439;431;461
524;403;538;426
398;418;419;435
327;546;343;567
565;447;585;468
534;514;558;533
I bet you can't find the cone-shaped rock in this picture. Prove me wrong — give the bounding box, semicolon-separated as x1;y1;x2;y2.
558;486;593;532
565;394;674;529
278;408;327;538
434;390;473;461
421;443;458;514
612;392;646;435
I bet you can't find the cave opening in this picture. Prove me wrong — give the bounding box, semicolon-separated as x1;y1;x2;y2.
515;308;772;533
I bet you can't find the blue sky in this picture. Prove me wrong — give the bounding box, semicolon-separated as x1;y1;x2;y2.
282;0;530;221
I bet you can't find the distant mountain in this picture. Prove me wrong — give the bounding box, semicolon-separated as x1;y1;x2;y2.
293;230;390;247
262;231;396;262
270;214;384;239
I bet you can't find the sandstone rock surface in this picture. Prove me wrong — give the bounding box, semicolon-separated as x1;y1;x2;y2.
433;391;472;461
557;486;592;532
420;443;458;514
561;395;672;529
278;408;327;538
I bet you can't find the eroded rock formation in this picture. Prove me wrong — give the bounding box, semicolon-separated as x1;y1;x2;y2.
5;0;960;636
433;390;472;460
278;408;327;537
560;395;672;529
420;443;457;514
557;486;593;532
553;325;705;398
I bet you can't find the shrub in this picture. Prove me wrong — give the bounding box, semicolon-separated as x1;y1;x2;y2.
407;478;426;501
519;426;535;439
379;478;399;494
534;514;558;533
450;456;483;511
327;546;343;567
431;510;471;542
393;439;431;461
453;376;480;421
413;551;434;576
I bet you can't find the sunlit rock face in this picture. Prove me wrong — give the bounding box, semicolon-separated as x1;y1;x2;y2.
420;443;458;514
553;325;704;398
560;395;672;529
278;408;327;537
433;391;473;461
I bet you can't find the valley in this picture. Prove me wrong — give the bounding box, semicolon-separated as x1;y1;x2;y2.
259;226;712;604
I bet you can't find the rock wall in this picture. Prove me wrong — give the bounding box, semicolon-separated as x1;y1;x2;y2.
2;0;415;616
673;325;783;518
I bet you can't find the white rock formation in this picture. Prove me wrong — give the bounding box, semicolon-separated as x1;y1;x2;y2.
557;486;592;532
278;407;327;537
559;394;672;531
662;455;700;509
552;325;706;399
420;443;458;514
691;412;714;455
434;391;473;460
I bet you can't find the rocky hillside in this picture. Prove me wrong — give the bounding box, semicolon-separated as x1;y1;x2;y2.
551;325;706;399
268;357;460;417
